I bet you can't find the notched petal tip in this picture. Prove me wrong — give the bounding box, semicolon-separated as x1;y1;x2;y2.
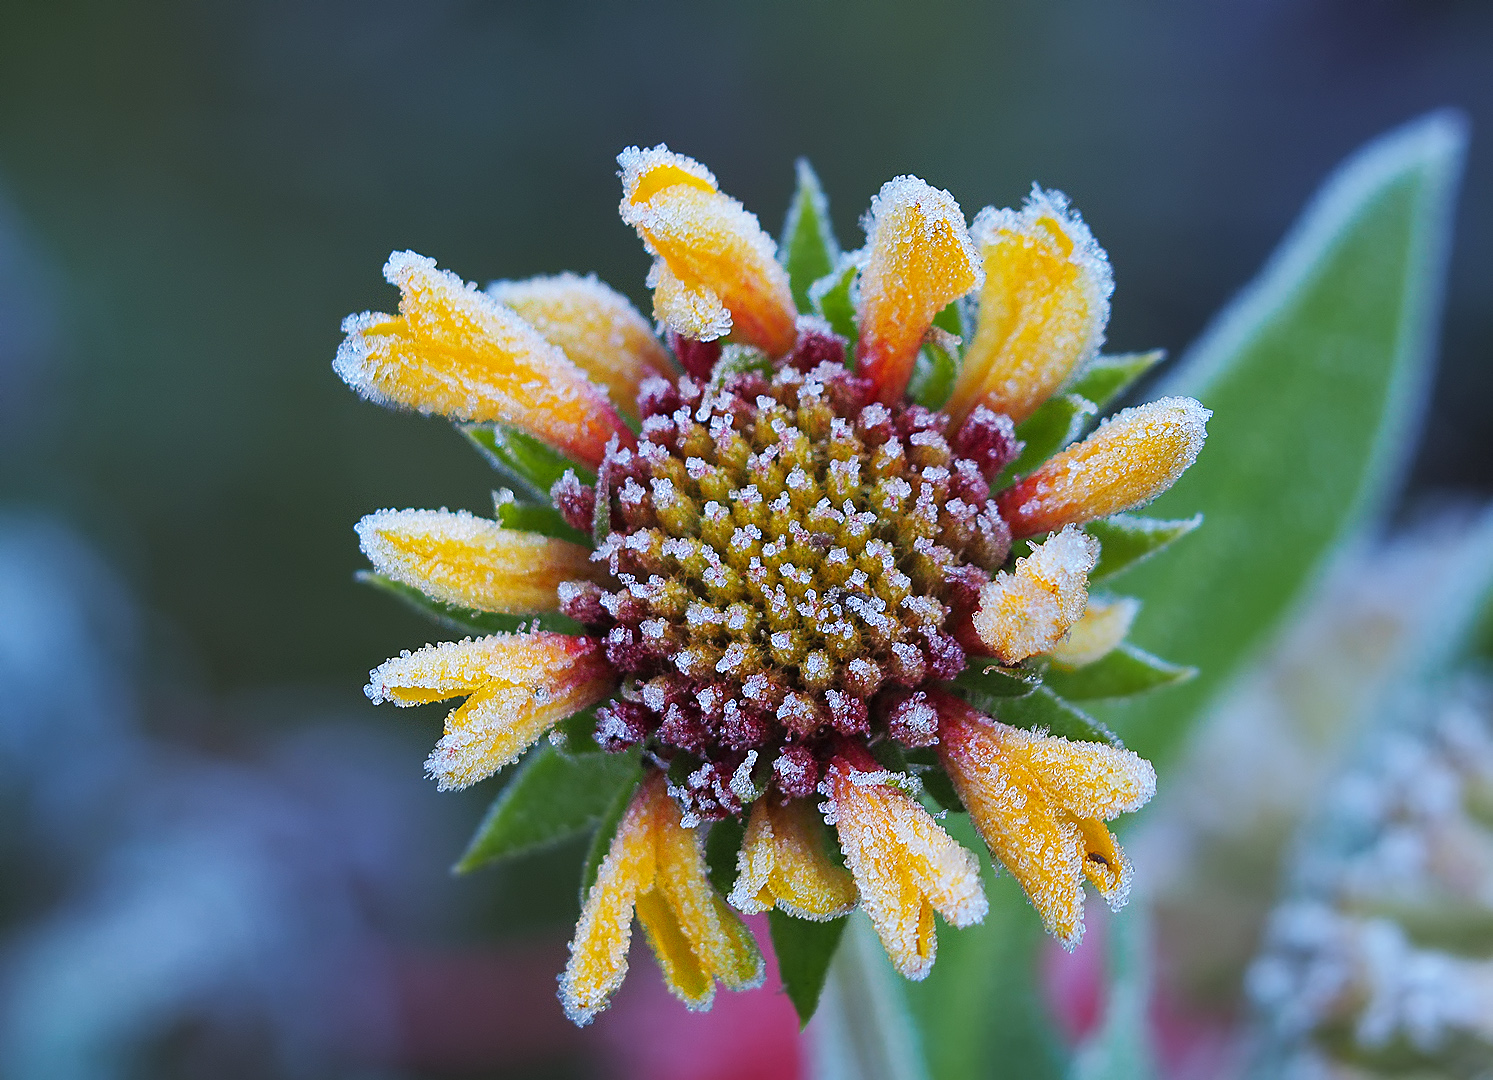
997;396;1211;537
972;526;1099;664
855;175;982;405
334;251;630;469
946;187;1113;427
729;798;858;920
617;145;796;356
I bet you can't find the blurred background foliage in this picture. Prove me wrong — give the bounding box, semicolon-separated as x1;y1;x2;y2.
1;2;1492;1078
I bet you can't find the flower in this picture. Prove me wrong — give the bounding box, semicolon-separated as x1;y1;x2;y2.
336;145;1208;1023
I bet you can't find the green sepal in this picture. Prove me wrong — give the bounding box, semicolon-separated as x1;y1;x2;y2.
982;685;1119;746
591;454;612;547
492;489;589;546
578;769;644;904
771;911;850;1028
1003;394;1097;479
905;748;965;813
459;422;592;502
1043;643;1196;701
711;343;774;385
931;297;967;340
705;815;746;896
454;744;643;874
1085;514;1203;582
949;660;1042;701
549;705;602;755
354;570;582;637
1066;350;1165;413
810;257;859;354
780;159;840;314
907;340;957;411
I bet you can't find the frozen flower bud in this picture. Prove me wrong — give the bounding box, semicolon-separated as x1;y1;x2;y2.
932;691;1155;948
356;508;596;614
335;251;631;469
856;176;983;405
486;272;676;421
824;748;987;979
945;188;1113;426
619;145;797;355
997;397;1211;537
729;798;857;920
972;526;1098;664
365;632;615;790
561;774;763;1024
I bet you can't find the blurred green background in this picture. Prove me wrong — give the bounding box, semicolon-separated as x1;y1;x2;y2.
2;0;1490;703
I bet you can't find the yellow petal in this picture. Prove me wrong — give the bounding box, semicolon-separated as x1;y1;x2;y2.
650;782;764;1000
826;756;987;979
936;709;1088;948
335;251;631;468
730;798;858;920
997;397;1210;537
1019;730;1156;820
945;188;1113;426
560;779;657;1025
619;145;797;355
1076;816;1133;910
486;272;675;421
365;632;614;790
356;508;595;614
972;527;1098;664
855;176;982;405
1045;596;1141;668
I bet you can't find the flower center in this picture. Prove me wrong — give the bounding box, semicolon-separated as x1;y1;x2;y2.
553;330;1021;820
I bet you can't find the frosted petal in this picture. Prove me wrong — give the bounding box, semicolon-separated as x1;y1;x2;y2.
972;526;1099;663
1046;595;1141;668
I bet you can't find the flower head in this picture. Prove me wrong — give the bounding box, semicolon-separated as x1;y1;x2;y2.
336;146;1207;1022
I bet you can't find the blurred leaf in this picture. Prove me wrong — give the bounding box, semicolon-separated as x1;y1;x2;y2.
354;570;582;636
455;744;642;874
1086;514;1203;583
579;770;642;904
705;815;746;895
816;913;933;1080
1044;644;1195;701
460;421;591;501
772;911;850;1028
811;258;860;353
1096;112;1466;769
931;298;967;340
1004;394;1097;478
1069;911;1158;1080
1067;351;1165;414
992;686;1121;746
781;158;840;313
950;660;1042;700
492;491;589;545
905;814;1066;1080
909;341;958;410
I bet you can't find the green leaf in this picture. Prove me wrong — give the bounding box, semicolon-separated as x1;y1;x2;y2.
1004;394;1097;478
986;685;1120;746
1085;514;1203;583
1066;351;1164;413
492;491;589;545
1044;643;1195;701
931;298;967;340
905;749;965;813
771;911;849;1028
705;815;746;895
1069;910;1158;1080
904;814;1066;1080
591;453;612;546
780;159;840;314
949;660;1042;700
454;744;642;874
550;705;602;755
579;770;642;904
810;257;859;353
459;422;592;501
1093;112;1466;770
908;341;957;411
355;570;582;636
